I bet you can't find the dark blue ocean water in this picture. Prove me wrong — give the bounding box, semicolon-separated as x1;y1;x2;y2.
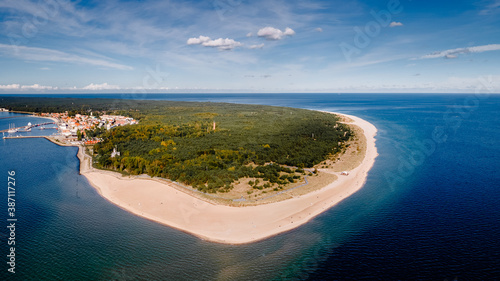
1;93;499;280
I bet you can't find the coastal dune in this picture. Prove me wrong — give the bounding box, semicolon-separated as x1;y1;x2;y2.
82;112;378;244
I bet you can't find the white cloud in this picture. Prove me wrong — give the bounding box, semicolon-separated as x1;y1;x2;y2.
187;36;210;45
0;83;57;90
315;27;323;32
468;44;500;52
1;83;123;91
479;0;500;15
21;84;56;90
0;44;133;70
419;44;500;59
0;84;20;90
389;21;403;27
246;32;253;37
81;83;120;90
249;43;264;49
203;38;243;50
284;27;295;36
257;27;295;40
186;36;242;50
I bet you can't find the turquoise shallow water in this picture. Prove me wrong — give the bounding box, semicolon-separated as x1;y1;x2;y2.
1;94;499;280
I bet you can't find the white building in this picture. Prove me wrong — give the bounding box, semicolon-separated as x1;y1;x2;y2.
111;147;121;158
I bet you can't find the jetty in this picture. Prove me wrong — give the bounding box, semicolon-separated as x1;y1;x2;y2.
2;135;83;149
2;136;49;139
0;122;56;133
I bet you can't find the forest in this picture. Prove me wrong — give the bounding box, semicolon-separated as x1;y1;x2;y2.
0;96;353;193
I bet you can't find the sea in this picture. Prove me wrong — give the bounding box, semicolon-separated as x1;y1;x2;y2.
0;93;499;280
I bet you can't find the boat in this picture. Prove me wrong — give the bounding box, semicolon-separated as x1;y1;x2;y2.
7;124;17;133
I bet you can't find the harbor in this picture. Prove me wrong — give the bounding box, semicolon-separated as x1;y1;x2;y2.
0;122;57;134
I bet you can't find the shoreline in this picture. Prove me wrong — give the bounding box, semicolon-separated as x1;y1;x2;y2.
56;111;377;244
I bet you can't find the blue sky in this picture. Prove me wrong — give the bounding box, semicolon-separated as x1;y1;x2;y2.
0;0;499;93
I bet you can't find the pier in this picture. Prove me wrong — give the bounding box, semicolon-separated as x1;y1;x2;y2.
0;122;56;133
2;135;83;149
2;136;49;139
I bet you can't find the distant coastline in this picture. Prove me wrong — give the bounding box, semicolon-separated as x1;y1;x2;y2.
71;111;378;244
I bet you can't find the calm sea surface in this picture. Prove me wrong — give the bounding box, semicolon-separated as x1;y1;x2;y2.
1;94;499;280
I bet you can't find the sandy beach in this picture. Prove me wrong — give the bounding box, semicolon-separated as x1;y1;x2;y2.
80;112;378;244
